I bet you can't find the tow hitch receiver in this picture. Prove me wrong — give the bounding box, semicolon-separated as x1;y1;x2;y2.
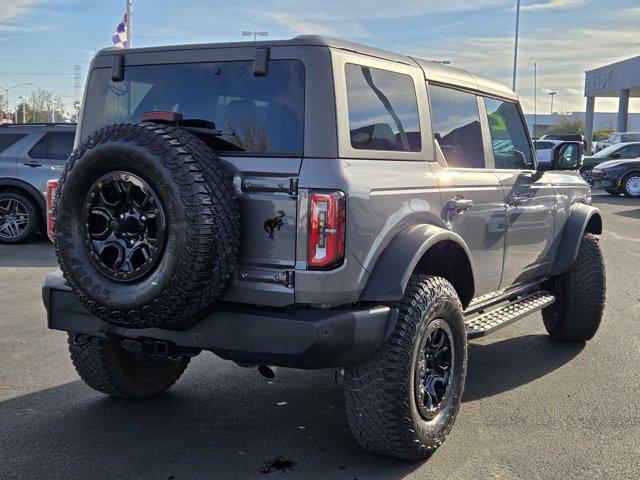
120;338;198;359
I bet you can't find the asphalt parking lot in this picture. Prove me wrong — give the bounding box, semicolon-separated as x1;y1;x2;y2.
1;192;639;480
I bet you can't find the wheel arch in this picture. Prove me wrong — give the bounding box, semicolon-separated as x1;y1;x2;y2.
549;203;602;277
361;224;475;309
0;178;46;224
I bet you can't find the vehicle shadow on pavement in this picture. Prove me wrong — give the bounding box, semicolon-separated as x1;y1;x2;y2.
0;335;585;479
0;357;421;480
464;334;585;402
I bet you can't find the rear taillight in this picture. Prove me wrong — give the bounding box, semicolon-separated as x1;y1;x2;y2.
308;191;345;270
46;179;59;242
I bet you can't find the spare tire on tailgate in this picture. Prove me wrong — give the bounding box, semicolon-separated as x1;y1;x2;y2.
54;122;240;329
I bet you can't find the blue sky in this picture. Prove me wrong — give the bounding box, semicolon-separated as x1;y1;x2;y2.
1;0;639;115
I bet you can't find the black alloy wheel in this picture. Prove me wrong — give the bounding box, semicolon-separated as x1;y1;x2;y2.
414;319;454;420
82;171;166;282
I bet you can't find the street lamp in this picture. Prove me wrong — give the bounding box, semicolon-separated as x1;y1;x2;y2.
0;83;33;123
242;30;268;41
18;96;28;123
548;91;557;114
512;0;521;91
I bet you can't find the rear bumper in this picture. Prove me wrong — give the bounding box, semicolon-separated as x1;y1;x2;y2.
43;271;396;369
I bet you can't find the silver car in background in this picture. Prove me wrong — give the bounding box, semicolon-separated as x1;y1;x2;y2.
0;123;75;243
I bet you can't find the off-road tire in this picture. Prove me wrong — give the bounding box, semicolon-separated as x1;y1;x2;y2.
67;333;189;399
54;123;240;329
621;172;640;198
0;191;40;244
543;234;605;342
344;275;467;462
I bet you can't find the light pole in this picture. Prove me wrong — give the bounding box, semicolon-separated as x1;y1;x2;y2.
549;91;557;114
242;30;268;41
18;96;28;123
512;0;521;91
0;82;33;123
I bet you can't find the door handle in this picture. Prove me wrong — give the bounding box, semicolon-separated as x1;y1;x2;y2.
23;161;42;168
447;198;474;212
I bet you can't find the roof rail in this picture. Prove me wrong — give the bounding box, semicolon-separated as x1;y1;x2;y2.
0;122;77;127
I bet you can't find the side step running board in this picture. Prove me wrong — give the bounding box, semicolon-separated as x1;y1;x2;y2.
465;290;555;338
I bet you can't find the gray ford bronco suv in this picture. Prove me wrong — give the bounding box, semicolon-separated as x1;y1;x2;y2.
44;36;606;462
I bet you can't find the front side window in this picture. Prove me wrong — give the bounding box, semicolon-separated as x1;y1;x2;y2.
429;85;485;168
484;97;533;169
82;60;305;155
29;133;75;160
345;64;421;152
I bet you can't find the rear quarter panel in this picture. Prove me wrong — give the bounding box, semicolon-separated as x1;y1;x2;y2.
295;158;443;305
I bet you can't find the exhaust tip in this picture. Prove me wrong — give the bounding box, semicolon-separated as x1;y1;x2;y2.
258;364;277;379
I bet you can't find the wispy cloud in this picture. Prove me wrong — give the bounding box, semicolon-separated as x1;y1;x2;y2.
0;0;37;24
408;26;640;111
522;0;588;11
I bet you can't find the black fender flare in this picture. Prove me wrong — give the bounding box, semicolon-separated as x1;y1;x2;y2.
361;224;474;304
0;177;46;223
549;203;602;277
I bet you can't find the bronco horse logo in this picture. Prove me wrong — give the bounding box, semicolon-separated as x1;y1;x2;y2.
264;210;286;239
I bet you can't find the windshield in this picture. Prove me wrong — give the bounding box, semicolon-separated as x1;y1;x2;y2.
81;60;305;155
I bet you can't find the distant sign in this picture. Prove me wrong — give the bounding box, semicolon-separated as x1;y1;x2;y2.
585;69;612;95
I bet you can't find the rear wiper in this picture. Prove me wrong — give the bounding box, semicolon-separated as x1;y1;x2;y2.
180;118;235;137
140;112;235;137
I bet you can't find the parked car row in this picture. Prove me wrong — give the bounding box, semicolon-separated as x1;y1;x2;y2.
595;131;640;152
2;122;639;245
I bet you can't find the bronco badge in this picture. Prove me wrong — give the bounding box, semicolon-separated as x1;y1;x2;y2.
264;211;285;239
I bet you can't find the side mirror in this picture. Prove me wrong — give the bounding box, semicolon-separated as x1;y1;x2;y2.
547;141;583;171
611;152;622;159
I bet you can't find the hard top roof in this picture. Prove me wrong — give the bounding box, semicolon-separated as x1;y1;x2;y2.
96;35;516;101
0;123;76;132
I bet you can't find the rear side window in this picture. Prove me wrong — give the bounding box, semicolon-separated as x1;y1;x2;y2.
535;141;554;150
82;60;305;155
429;85;485;168
618;144;640;158
0;134;26;153
345;64;421;152
29;133;75;160
484;98;533;169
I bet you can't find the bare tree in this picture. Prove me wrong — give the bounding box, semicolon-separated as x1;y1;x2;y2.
29;88;64;123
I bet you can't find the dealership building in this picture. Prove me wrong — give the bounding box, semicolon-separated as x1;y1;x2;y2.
584;55;640;150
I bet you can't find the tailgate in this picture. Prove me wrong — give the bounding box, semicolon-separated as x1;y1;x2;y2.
218;156;300;307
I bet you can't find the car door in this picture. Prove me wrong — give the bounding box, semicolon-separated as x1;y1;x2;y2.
17;131;74;196
0;132;29;182
428;84;506;296
481;97;556;288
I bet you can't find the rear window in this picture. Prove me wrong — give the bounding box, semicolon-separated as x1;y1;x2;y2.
546;134;581;141
622;133;640;142
81;60;305;155
0;133;26;153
